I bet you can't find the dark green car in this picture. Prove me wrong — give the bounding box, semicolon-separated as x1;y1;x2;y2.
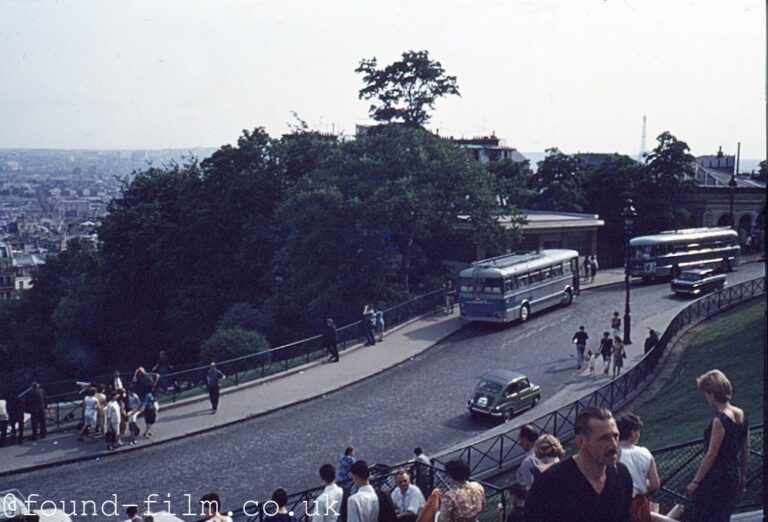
467;370;541;420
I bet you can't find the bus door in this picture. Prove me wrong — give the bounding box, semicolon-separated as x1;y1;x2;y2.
571;258;580;295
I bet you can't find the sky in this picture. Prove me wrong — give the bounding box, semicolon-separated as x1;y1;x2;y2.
0;0;764;160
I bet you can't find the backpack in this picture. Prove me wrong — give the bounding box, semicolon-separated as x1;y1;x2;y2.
375;488;398;522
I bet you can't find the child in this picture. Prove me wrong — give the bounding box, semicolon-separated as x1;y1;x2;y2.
587;350;596;374
126;389;142;445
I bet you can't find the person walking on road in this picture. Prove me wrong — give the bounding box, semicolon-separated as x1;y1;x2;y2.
572;326;589;370
443;279;457;314
611;311;621;340
207;362;226;413
324;318;340;362
583;257;591;282
590;256;599;281
599;332;613;376
612;336;626;378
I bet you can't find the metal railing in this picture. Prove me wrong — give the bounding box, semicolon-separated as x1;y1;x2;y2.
212;461;507;522
651;424;764;514
36;289;445;431
431;276;766;477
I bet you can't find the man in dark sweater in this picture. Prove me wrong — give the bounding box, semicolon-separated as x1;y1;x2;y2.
525;407;632;521
572;326;589;369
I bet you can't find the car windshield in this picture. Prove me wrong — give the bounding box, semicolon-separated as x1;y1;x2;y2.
478;380;503;394
680;272;704;281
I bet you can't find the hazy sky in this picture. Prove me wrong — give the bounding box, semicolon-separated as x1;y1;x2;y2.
0;0;764;159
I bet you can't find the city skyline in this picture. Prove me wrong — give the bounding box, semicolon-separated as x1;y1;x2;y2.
0;0;764;160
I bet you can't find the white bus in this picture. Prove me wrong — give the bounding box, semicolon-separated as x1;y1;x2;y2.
458;249;580;323
627;227;740;280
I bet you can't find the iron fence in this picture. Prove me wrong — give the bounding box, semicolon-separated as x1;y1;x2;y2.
210;462;507;522
36;289;444;431
650;424;764;514
431;276;765;478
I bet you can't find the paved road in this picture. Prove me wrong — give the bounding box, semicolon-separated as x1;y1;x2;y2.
4;264;764;519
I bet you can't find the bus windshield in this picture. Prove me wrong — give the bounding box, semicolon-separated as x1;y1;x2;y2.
481;278;503;294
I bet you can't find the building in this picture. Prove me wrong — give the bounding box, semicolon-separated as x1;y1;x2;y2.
0;242;14;300
451;135;527;164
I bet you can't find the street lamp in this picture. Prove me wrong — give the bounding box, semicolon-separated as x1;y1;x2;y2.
622;199;637;345
728;174;737;229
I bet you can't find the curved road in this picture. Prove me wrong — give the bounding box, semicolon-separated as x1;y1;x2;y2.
6;264;764;518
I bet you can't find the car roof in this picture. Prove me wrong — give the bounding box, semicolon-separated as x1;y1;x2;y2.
480;370;527;383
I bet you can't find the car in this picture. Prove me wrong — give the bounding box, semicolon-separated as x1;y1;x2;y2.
670;268;726;296
467;370;541;420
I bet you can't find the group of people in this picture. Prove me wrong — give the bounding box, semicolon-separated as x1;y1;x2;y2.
582;255;599;283
499;369;749;521
0;381;47;445
362;305;385;347
572;315;637;378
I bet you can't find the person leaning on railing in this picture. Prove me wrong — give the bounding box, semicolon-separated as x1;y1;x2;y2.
682;370;750;522
617;412;660;522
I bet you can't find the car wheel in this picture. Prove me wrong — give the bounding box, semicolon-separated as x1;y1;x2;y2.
532;395;539;408
520;304;530;322
505;408;515;421
561;289;573;306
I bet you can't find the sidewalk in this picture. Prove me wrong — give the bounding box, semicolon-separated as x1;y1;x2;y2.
0;260;756;476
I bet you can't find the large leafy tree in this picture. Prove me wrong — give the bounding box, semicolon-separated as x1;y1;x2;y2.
529;148;586;212
356;50;460;126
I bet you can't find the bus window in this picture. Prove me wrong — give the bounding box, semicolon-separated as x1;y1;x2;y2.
553;263;564;276
529;270;541;284
652;245;668;256
482;278;503;294
459;278;474;293
504;278;517;292
564;262;572;274
541;267;552;279
518;274;529;287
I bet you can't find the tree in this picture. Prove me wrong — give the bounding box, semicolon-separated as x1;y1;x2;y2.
487;158;535;208
755;160;767;182
529;148;586;212
356;50;460;126
199;328;270;364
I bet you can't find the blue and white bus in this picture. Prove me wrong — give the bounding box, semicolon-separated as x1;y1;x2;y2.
458;249;580;323
628;227;740;280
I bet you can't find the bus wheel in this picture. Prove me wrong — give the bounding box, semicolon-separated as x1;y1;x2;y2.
520;304;530;322
721;258;731;272
561;289;573;306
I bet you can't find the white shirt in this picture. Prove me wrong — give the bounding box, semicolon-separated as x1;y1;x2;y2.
106;400;122;426
619;444;654;496
312;483;344;522
347;485;379;522
516;451;542;489
391;484;425;516
0;399;7;421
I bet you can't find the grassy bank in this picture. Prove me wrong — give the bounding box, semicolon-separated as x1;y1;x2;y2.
634;298;766;450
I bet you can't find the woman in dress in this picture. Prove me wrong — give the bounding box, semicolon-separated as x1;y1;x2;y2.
79;387;99;440
531;434;565;482
438;459;485;522
683;370;749;522
612;336;625;378
143;391;157;437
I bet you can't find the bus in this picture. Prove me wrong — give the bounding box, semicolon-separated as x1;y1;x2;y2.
458;249;580;323
627;227;740;280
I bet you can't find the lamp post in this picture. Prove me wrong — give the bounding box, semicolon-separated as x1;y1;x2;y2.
622;199;637;345
728;174;737;229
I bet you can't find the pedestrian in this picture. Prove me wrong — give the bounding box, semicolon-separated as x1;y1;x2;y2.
610;312;621;340
438;459;485;522
617;412;660;522
590;255;599;281
324;318;340;362
443;279;457;314
375;309;385;342
7;393;24;444
391;470;425;522
312;464;344;522
496;482;526;522
413;447;431;496
207;362;226;413
572;326;589;370
362;305;376;346
133;367;160;402
612;336;626;378
524;407;633;521
94;383;107;435
643;329;659;355
105;393;121;451
587;350;597;375
125;388;142;445
347;461;379;522
142;391;157;437
113;370;124;392
199;492;233;522
79;387;99;440
0;394;8;447
599;332;613;376
152;350;174;378
531;434;565;481
265;488;298;522
583;256;591;282
336;447;356;483
515;425;540;489
26;381;47;440
744;233;752;254
683;370;750;522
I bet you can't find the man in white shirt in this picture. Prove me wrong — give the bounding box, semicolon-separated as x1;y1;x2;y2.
413;447;431;496
515;424;541;488
312;463;344;522
391;471;425;522
347;461;379;522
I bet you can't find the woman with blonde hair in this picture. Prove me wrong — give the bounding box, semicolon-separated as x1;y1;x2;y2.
531;434;565;481
683;370;749;522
